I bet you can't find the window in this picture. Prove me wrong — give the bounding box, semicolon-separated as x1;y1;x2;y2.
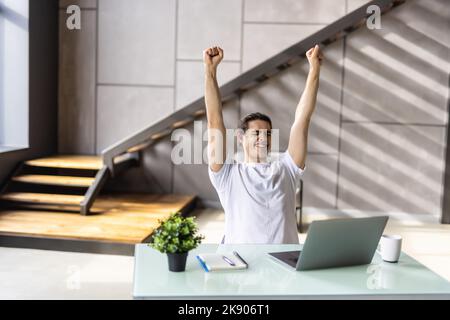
0;0;29;152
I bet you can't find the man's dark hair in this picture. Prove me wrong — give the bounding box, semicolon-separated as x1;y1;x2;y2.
239;112;272;132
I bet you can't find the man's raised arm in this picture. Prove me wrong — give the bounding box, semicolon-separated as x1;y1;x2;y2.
204;46;226;172
287;45;323;169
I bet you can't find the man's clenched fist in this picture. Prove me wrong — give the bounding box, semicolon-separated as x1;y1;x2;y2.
306;44;323;70
203;46;224;69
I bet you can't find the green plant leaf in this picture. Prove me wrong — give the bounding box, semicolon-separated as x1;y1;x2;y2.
148;212;204;253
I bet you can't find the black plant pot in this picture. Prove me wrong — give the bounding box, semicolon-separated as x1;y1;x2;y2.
167;252;188;272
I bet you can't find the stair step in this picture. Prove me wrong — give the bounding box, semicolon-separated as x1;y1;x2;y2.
25;155;102;170
0;192;84;206
12;175;95;187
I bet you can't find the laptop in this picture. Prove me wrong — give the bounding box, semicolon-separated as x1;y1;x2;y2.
268;216;388;271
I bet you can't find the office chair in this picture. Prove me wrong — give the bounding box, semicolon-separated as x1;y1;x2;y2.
296;179;303;233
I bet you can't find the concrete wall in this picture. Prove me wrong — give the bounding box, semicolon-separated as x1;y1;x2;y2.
58;0;450;220
0;0;58;184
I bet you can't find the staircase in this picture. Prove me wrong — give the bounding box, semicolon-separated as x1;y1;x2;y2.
0;154;138;214
0;0;405;215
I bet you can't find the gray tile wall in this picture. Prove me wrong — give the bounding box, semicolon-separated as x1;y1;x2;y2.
242;24;324;71
96;85;173;151
244;0;346;24
176;61;240;109
98;0;176;86
59;0;97;9
58;9;96;154
177;0;242;61
58;0;450;218
336;0;449;218
338;123;446;216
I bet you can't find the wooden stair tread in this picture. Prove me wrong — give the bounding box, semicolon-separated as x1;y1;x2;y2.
25;155;103;170
0;192;84;206
12;175;95;187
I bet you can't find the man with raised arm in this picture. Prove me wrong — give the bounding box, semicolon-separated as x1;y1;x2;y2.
204;45;323;244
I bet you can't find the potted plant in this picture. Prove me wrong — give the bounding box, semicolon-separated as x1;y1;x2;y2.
148;212;204;272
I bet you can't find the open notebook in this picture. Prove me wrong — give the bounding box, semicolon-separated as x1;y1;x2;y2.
196;252;248;272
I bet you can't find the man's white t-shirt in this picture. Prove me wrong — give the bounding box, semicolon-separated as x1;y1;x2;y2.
208;151;305;244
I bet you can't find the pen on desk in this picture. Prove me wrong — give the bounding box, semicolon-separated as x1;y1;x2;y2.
233;251;248;266
222;255;235;266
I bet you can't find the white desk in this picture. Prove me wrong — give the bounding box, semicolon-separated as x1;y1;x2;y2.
133;244;450;299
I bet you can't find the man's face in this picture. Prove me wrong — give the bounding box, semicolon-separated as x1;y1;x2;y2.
241;120;272;163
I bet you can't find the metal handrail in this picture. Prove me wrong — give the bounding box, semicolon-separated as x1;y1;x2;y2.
101;0;403;175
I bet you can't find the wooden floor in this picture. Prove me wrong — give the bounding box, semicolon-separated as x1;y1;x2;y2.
0;193;196;244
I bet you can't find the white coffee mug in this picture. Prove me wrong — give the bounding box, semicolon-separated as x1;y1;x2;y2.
377;234;402;263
